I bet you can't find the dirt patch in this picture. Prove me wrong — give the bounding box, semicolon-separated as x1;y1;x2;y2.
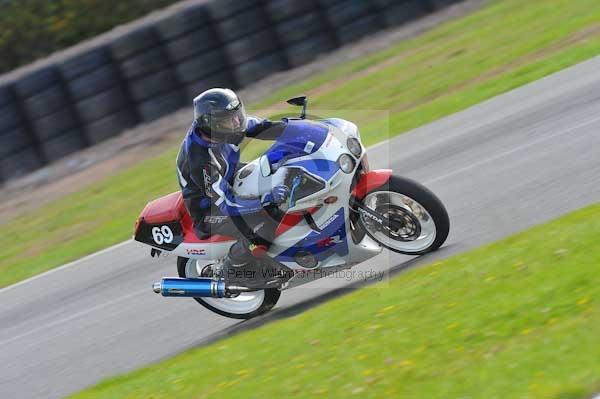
0;0;486;225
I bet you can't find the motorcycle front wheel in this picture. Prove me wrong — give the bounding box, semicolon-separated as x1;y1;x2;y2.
356;175;450;255
177;257;280;319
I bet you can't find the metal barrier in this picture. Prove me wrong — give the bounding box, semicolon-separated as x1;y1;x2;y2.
0;0;460;184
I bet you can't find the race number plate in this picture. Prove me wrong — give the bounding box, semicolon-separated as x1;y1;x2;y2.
135;220;183;251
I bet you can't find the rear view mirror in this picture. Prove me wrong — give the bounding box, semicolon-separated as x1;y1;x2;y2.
286;95;307;106
286;95;308;119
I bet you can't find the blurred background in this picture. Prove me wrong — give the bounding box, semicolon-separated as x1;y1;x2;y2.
0;0;457;183
2;0;600;398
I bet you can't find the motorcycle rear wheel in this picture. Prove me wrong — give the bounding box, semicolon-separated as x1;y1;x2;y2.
357;175;449;255
177;257;280;319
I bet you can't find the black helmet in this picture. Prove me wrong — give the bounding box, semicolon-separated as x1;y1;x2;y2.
193;88;248;145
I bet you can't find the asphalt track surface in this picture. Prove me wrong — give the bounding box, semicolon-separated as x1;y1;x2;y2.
2;56;600;398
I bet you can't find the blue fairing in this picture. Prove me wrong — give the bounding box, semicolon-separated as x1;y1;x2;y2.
276;207;349;263
286;159;339;181
265;119;329;165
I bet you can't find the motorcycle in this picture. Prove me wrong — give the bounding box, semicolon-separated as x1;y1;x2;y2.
134;96;450;319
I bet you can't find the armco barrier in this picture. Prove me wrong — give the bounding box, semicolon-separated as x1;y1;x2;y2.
0;0;461;184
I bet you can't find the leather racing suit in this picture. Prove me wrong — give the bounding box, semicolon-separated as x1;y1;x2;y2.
176;117;285;259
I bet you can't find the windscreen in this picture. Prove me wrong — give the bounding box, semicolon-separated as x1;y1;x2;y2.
265;119;329;167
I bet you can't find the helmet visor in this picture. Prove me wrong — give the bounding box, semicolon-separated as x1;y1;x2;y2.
207;103;248;144
211;106;248;134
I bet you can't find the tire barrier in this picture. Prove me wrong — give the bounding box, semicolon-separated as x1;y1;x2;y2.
318;0;382;45
13;66;84;172
0;82;36;183
162;4;234;105
85;110;137;145
0;82;42;182
267;0;337;67
211;0;287;87
110;25;184;122
373;0;433;27
0;0;463;184
61;45;137;145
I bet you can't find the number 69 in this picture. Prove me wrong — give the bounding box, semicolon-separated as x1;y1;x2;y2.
152;226;173;245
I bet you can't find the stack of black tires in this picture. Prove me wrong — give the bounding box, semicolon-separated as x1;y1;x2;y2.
210;0;288;88
159;5;234;100
61;46;136;145
0;82;42;181
0;0;461;185
111;26;183;123
267;0;337;67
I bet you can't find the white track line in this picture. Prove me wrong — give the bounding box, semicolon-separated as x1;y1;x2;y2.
0;239;134;294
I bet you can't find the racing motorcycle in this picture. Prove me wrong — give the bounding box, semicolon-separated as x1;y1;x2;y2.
134;96;449;319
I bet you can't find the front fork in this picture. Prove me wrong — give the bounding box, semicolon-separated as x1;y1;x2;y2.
349;197;402;231
349;169;396;229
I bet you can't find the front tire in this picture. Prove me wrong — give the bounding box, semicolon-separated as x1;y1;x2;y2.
357;175;449;255
177;257;280;319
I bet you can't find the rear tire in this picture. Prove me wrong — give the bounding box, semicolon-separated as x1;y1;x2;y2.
357;175;449;255
177;257;281;319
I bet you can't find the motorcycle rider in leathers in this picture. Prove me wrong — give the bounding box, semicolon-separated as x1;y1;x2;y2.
176;88;289;276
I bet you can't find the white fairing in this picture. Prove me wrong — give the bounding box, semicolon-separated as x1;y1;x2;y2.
233;118;359;211
235;118;381;270
231;159;289;199
173;118;382;274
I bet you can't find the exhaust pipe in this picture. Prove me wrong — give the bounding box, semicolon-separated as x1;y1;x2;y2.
152;278;226;298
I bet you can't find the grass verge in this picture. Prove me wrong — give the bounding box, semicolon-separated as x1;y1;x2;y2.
70;202;600;398
3;0;600;287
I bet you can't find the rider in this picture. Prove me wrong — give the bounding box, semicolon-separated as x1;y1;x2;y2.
176;88;289;270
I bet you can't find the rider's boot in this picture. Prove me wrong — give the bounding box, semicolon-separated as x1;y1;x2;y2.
220;240;290;289
198;240;263;277
222;240;264;283
224;239;265;267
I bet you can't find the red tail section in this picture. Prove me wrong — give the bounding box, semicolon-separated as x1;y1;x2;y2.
136;191;235;244
139;192;186;224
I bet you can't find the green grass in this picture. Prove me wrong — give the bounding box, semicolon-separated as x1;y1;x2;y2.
3;0;600;287
70;202;600;399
